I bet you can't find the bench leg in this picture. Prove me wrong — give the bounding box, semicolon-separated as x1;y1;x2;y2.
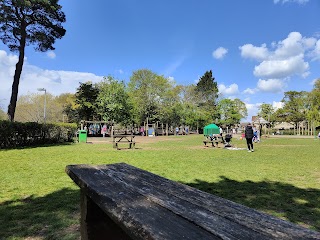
80;190;132;240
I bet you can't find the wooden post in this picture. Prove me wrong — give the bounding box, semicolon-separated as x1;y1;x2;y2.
80;190;131;240
111;126;114;139
146;118;148;137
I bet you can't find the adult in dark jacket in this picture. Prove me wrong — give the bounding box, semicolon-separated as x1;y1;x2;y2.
245;123;254;152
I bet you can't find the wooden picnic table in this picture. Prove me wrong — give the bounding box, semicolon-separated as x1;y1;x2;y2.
112;134;135;149
203;135;224;147
66;163;320;240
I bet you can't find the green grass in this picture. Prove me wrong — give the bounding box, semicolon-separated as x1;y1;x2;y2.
0;135;319;239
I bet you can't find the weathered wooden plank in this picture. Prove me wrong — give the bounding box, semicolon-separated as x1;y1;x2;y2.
67;165;221;239
66;163;320;240
101;166;269;240
109;163;320;239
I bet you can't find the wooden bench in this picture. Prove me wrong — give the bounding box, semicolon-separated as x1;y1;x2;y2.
65;163;320;240
112;135;135;150
203;140;218;147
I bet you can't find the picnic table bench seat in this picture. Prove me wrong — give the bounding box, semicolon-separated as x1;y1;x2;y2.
66;163;320;240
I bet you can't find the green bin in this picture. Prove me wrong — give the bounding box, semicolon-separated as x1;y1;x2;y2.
78;130;87;143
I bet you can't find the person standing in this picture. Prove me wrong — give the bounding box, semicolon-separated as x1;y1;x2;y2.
245;123;254;152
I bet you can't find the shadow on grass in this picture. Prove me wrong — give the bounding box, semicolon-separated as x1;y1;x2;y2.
0;188;80;240
183;177;320;231
0;142;75;151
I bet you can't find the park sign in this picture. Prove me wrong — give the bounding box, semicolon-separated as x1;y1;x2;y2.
203;124;220;136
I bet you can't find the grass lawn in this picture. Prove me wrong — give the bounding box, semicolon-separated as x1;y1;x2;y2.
0;134;319;239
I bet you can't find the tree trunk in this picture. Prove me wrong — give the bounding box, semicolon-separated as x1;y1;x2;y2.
7;35;26;122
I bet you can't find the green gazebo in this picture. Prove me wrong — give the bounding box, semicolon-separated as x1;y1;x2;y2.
203;124;220;136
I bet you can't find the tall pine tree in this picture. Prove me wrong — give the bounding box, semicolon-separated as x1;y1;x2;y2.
0;0;66;121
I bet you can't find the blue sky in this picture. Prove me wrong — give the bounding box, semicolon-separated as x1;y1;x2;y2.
1;0;319;121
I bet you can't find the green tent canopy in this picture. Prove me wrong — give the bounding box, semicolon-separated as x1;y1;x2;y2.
203;124;220;136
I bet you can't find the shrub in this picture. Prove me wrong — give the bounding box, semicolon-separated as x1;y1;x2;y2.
0;121;77;149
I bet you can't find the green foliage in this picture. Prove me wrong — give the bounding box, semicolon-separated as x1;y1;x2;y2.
217;98;247;127
0;0;66;52
280;91;308;125
158;85;183;125
307;79;320;125
75;82;100;121
258;103;274;121
96;76;132;125
57;93;79;123
195;70;219;107
128;69;174;124
0;120;77;149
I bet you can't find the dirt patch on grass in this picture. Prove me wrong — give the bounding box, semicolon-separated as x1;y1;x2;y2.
88;136;185;144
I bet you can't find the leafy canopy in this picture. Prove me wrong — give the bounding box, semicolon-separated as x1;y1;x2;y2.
0;0;66;52
96;76;132;125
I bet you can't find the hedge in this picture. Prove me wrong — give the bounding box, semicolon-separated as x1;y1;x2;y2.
0;121;77;149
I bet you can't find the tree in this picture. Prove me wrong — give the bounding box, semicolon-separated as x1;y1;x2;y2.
279;91;308;131
96;76;132;125
56;93;78;123
158;85;183;127
0;0;66;121
194;70;220;124
128;69;172;125
217;98;247;127
258;103;274;122
75;82;100;121
195;70;219;107
307;79;320;128
14;92;69;123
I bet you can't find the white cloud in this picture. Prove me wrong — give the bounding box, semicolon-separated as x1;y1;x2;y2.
253;54;309;79
243;102;261;122
274;0;309;4
46;51;56;59
243;88;257;94
310;39;320;61
257;79;286;93
243;101;284;122
272;101;284;110
218;83;239;95
212;47;228;59
311;78;319;86
272;32;316;60
0;50;103;111
239;44;269;61
240;31;319;92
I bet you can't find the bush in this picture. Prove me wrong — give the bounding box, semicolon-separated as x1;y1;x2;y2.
0;121;77;149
